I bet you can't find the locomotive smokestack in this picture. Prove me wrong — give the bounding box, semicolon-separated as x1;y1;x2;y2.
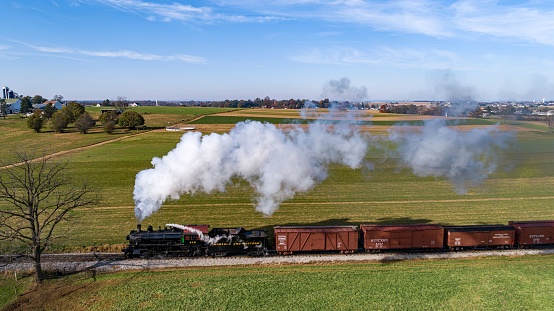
137;224;142;232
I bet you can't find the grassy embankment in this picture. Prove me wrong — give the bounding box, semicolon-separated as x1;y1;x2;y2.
1;107;553;309
4;256;554;310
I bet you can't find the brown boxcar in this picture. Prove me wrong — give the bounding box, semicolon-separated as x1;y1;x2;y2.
444;225;515;250
360;224;444;251
509;220;554;247
273;226;359;254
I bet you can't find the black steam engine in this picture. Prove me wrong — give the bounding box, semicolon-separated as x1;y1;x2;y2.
207;227;269;257
124;224;269;258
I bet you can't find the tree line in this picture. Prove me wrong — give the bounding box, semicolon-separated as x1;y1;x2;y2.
25;96;144;134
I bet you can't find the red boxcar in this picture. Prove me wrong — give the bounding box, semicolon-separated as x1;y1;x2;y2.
509;220;554;247
444;225;515;250
274;226;359;254
360;224;444;251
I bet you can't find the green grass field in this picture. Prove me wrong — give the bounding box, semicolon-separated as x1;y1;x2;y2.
1;107;553;309
4;255;554;310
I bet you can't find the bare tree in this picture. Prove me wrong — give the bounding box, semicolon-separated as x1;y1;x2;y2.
0;151;100;283
114;96;128;113
547;114;554;133
52;94;64;102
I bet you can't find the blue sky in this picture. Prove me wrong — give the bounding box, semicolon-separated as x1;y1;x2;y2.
2;0;554;101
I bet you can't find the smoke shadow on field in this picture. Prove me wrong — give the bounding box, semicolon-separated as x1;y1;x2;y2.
257;218;358;234
371;217;434;225
257;217;435;241
257;216;435;232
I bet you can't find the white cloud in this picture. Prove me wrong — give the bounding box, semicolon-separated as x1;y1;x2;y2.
25;42;206;64
93;0;284;23
290;45;466;70
191;1;554;46
333;1;453;38
453;0;554;46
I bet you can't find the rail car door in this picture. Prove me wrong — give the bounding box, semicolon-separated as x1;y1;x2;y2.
412;230;440;248
325;231;356;251
303;232;325;251
390;230;412;249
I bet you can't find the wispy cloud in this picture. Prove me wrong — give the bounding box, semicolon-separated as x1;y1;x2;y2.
21;41;206;64
92;0;285;23
0;45;18;60
181;0;554;46
290;45;467;70
453;0;554;46
332;0;453;38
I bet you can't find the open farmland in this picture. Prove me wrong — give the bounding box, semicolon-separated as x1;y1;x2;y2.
1;107;554;309
4;255;554;311
2;108;552;249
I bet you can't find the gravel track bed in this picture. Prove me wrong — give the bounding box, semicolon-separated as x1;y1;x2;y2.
2;249;554;274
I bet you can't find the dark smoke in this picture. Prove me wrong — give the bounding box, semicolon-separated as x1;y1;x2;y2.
321;77;368;101
433;70;478;116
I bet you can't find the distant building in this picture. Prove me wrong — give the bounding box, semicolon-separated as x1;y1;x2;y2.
5;99;22;114
33;101;63;111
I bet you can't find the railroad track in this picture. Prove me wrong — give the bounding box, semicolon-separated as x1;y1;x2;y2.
2;247;554;277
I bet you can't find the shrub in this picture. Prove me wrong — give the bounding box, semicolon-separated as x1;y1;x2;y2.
26;110;44;133
117;110;145;129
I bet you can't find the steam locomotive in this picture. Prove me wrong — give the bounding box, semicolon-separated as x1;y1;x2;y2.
124;220;554;258
124;224;269;258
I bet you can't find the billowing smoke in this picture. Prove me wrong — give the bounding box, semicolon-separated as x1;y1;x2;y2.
134;119;368;221
321;77;368;101
389;119;514;194
433;70;478;116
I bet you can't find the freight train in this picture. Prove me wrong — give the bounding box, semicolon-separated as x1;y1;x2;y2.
123;220;554;258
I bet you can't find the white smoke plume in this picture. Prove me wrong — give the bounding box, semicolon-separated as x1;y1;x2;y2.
389;119;514;194
134;118;368;221
321;77;368;102
166;224;230;245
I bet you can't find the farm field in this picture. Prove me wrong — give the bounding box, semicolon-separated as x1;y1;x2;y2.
4;255;554;310
2;107;553;249
1;107;554;309
0;107;237;163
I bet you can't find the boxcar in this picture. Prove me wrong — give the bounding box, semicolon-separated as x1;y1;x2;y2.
509;220;554;247
444;225;515;250
274;226;359;254
360;224;444;251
